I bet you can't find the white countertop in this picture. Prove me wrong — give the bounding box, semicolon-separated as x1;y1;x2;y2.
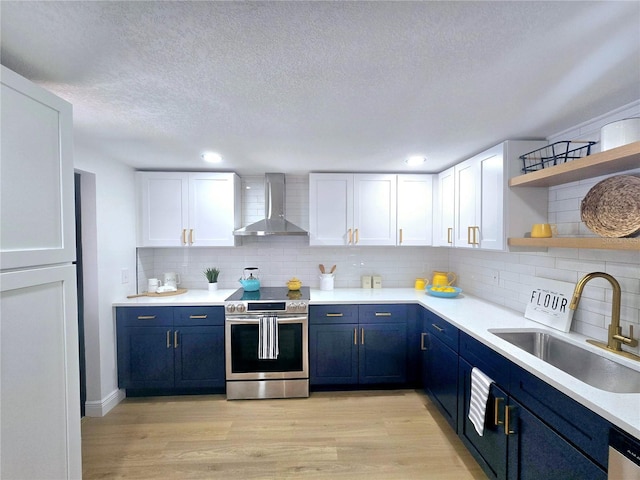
114;287;640;438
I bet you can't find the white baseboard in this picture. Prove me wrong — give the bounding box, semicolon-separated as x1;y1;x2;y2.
84;388;125;417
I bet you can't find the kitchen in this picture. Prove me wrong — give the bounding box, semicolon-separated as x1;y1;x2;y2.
1;1;640;479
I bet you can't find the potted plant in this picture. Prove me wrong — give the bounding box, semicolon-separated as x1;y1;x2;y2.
204;267;220;292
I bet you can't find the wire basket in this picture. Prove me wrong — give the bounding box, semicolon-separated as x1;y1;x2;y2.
520;141;597;174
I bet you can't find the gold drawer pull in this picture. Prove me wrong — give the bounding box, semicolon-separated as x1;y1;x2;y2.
361;328;364;345
494;397;504;426
420;333;427;351
137;315;156;320
354;328;357;345
431;323;445;333
174;330;179;348
326;313;344;317
504;405;515;435
447;227;453;244
347;229;353;244
189;315;208;319
375;312;391;317
182;229;187;245
166;330;171;348
189;228;194;244
399;228;403;244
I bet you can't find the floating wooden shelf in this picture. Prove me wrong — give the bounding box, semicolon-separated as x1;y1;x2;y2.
509;141;640;187
508;237;640;251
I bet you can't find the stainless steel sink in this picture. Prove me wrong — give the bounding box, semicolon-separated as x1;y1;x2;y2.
490;330;640;393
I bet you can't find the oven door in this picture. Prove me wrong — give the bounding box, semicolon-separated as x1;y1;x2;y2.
225;315;308;381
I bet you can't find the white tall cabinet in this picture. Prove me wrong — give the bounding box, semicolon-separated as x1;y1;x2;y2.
137;171;241;247
436;140;548;250
1;66;81;479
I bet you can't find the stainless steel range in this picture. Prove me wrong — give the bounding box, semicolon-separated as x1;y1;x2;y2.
224;287;309;400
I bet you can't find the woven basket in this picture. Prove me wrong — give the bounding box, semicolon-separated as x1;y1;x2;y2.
580;175;640;238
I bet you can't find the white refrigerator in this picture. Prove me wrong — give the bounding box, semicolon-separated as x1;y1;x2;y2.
1;66;82;478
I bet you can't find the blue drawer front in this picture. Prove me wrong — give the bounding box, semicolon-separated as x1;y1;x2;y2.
309;305;358;324
459;331;510;388
174;306;224;326
359;304;407;324
118;307;173;327
425;310;459;352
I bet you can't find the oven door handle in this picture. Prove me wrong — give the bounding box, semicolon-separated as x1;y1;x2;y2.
226;315;308;324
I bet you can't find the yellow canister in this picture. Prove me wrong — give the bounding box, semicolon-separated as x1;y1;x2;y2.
414;278;426;290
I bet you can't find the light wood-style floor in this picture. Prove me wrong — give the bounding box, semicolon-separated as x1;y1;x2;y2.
82;389;487;479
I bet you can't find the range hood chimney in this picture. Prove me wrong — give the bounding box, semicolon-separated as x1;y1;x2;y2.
234;173;308;236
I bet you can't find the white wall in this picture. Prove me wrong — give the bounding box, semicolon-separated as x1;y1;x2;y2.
74;144;137;416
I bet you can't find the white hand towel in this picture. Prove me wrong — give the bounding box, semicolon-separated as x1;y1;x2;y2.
468;367;494;436
258;315;279;360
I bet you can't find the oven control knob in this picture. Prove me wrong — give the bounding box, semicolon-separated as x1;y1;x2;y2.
226;304;235;313
236;304;246;313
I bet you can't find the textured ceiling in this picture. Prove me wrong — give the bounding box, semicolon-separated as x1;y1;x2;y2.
2;1;639;175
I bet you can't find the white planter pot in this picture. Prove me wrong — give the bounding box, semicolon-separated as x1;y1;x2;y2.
208;282;218;292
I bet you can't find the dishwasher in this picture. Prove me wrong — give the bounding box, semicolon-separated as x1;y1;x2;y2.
609;428;640;479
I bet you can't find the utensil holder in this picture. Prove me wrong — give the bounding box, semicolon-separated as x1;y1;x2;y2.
320;274;334;291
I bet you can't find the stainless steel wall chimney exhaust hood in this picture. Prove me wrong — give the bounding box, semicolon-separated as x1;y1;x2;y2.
233;173;308;236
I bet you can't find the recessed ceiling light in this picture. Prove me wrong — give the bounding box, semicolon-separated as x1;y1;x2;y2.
201;152;223;163
405;155;426;166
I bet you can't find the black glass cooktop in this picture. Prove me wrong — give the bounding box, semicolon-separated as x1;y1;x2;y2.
225;286;310;302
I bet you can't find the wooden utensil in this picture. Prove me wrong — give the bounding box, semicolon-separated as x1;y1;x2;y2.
127;288;188;298
319;264;325;273
330;265;336;273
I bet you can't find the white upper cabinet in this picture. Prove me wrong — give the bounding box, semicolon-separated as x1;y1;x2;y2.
309;173;398;246
397;174;434;246
1;66;75;269
434;167;455;247
310;173;433;246
137;171;240;247
439;140;548;250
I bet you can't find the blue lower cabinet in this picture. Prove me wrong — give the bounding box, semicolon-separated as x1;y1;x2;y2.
424;333;459;429
310;323;359;384
119;326;175;389
456;332;608;480
116;306;225;392
174;325;225;388
459;358;508;479
309;304;408;386
507;397;606;480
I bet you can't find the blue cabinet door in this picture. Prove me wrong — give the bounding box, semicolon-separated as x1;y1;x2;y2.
425;332;459;430
507;397;606;480
459;358;508;479
174;325;225;389
118;326;174;389
309;323;358;385
359;322;407;384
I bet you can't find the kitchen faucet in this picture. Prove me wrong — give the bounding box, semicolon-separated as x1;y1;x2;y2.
570;272;639;360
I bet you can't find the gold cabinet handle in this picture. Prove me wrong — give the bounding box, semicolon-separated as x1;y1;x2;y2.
174;330;179;349
420;332;427;351
467;226;473;245
375;312;391;317
189;229;194;245
189;315;208;319
399;228;403;244
447;227;453;244
469;226;479;245
431;323;444;333
326;313;344;317
355;228;359;244
166;330;171;348
354;328;357;345
361;327;365;345
494;397;504;426
182;229;187;245
504;405;515;435
137;315;156;320
348;228;353;244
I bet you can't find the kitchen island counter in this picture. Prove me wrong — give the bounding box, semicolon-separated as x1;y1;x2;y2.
114;287;640;438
